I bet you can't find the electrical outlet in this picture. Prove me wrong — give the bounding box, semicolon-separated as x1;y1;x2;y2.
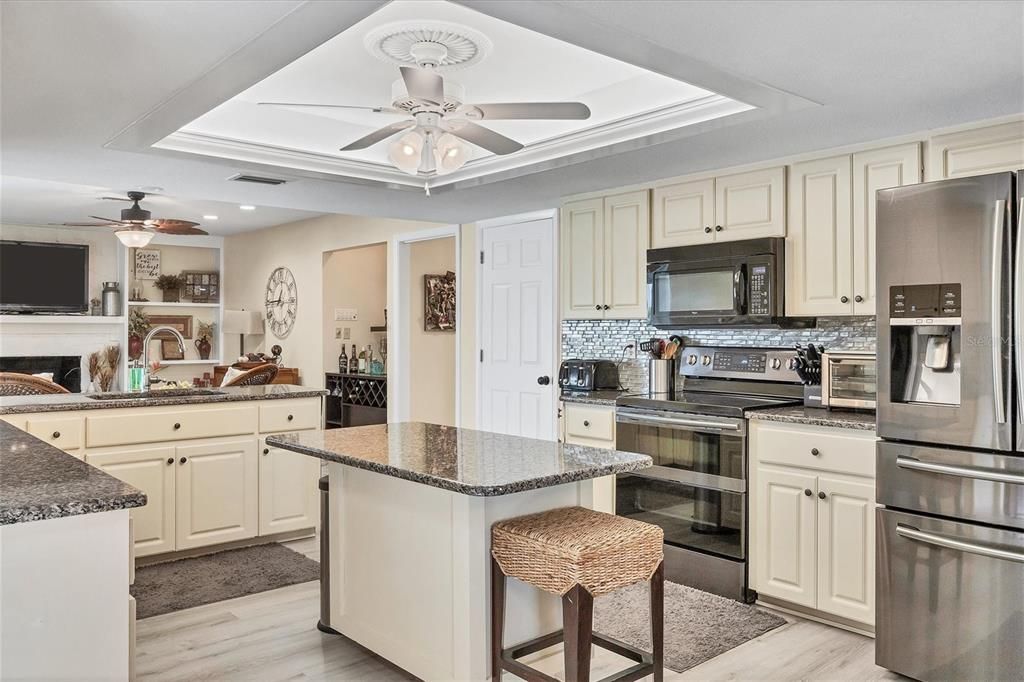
624;339;638;359
343;327;351;340
334;328;342;339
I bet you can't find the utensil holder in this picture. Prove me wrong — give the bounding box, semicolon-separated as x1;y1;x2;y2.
649;358;676;398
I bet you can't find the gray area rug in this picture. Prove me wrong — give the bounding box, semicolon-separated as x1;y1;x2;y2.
131;543;320;619
594;580;787;672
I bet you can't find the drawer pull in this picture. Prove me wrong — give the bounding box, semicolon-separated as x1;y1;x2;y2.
810;447;820;456
583;420;590;427
287;414;294;421
804;488;812;496
52;431;60;439
179;457;187;465
263;448;270;455
173;422;181;430
166;458;174;465
818;491;827;500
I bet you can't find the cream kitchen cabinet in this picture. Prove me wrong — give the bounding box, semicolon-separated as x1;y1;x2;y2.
23;414;83;457
561;401;617;513
926;119;1024;181
175;438;259;550
259;436;319;536
750;419;876;627
561;190;648;319
787;144;920;316
651;167;786;248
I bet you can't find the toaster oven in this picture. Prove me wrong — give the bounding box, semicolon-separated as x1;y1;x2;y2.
822;350;876;410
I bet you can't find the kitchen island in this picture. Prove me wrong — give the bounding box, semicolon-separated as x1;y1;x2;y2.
269;422;652;681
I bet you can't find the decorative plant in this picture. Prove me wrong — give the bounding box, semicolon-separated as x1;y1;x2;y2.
153;274;183;291
129;308;150;337
197;320;216;340
88;344;121;392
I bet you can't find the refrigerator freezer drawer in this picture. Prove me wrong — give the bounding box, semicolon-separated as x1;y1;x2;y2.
877;440;1024;530
876;509;1024;681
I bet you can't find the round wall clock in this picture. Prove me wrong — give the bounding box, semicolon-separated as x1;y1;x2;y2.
265;267;297;339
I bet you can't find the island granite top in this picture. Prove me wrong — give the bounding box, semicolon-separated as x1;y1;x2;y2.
267;422;652;497
0;384;326;415
748;405;877;431
0;421;146;525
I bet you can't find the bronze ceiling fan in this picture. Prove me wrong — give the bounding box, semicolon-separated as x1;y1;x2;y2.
62;191;208;237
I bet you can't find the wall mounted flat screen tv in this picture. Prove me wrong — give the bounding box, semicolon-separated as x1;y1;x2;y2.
0;240;89;313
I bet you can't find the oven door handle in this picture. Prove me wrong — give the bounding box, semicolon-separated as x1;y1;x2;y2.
626;466;747;494
896;524;1024;564
616;413;742;432
896;455;1024;485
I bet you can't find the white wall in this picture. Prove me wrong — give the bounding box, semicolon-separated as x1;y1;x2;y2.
322;243;387;373
223;213;445;389
408;237;456;426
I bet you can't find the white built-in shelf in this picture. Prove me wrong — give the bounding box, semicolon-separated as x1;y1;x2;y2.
127;301;221;309
0;315;126;325
154;359;221;366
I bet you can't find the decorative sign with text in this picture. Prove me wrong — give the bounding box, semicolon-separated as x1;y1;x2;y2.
134;248;161;280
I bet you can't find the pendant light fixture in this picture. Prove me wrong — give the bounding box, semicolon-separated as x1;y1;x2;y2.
114;226;155;248
386;127;470;177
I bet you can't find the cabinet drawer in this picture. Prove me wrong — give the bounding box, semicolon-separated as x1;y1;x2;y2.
564;403;615;444
25;414;82;451
752;421;875;478
86;405;257;448
259;399;320;433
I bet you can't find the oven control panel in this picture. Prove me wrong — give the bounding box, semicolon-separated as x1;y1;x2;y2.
748;265;770;316
713;351;767;373
679;347;801;382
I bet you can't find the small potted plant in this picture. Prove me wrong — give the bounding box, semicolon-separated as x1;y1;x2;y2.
154;274;184;303
195;320;215;360
128;308;149;360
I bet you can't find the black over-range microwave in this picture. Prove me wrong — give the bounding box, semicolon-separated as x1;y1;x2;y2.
647;238;812;328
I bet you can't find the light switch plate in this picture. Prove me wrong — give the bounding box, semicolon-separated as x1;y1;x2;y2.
343;327;351;340
334;328;342;339
334;308;358;321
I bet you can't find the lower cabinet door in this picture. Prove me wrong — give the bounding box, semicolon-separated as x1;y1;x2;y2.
258;437;319;535
816;475;875;624
754;466;818;607
175;438;258;550
86;445;176;557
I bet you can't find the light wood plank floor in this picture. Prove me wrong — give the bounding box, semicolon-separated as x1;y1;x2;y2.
136;538;902;681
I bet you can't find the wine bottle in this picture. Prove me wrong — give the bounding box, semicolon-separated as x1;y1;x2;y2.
349;344;358;374
357;346;368;373
338;344;348;373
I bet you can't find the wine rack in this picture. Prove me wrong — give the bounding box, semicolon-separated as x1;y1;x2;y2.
325;372;387;428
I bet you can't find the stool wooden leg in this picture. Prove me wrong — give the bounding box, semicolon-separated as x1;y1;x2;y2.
491;556;506;681
562;584;593;682
650;560;665;682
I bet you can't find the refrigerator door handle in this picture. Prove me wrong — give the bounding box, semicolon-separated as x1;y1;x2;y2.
896;454;1024;485
896;524;1024;564
991;199;1007;425
1015;197;1023;428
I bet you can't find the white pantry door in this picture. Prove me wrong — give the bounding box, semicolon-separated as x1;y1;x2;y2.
479;215;557;440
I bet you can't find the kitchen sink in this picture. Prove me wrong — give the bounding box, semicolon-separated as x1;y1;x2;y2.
86;388;225;401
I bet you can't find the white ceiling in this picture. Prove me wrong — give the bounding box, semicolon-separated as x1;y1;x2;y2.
168;0;742;187
1;0;1021;230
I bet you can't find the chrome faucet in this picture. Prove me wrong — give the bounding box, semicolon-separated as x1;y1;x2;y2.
141;325;185;389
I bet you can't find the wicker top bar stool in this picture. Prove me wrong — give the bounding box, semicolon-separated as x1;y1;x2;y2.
0;372;70;396
491;506;664;682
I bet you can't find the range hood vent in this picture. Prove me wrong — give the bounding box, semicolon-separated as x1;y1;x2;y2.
228;173;288;186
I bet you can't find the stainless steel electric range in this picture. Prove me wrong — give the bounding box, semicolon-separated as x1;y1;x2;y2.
615;346;806;602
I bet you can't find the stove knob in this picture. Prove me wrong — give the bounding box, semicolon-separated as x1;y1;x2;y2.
788;358;799;370
687;354;698;366
701;355;712;366
771;358;782;370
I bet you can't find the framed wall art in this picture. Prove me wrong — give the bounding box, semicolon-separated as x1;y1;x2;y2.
147;314;193;340
181;270;220;303
160;339;185;361
423;271;456;331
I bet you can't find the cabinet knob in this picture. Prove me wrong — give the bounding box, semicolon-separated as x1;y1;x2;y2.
704;226;712;234
179;457;187;465
173;422;181;430
804;489;812;496
855;295;864;303
52;431;60;439
840;296;849;303
166;458;174;465
263;448;269;455
603;304;610;310
583;420;591;427
287;414;294;421
715;225;723;232
595;305;602;311
810;447;820;456
818;491;827;500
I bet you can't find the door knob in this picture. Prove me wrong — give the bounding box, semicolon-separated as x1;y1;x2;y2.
855;295;864;303
537;376;551;386
704;226;712;234
840;296;849;303
804;489;812;496
818;491;827;500
179;457;187;465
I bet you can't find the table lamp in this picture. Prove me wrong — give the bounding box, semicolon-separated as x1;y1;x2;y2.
223;310;264;357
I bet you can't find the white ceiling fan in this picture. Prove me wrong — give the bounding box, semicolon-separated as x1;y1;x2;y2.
258;41;591;178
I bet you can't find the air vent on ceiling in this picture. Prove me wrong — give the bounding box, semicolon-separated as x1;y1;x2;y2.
228;173;288;186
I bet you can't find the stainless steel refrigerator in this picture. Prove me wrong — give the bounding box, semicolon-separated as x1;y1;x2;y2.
875;171;1023;681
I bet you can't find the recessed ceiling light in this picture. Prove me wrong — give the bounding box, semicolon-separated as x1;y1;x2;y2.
203;215;219;220
239;205;256;211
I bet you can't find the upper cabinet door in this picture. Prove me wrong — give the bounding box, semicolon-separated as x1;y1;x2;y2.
926;120;1024;181
852;144;921;315
714;167;786;241
603;190;650;319
787;155;854;316
560;198;605;319
651;179;715;248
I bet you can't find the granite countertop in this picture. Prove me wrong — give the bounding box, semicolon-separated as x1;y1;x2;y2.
0;384;327;415
560;389;628;406
268;422;652;497
748;405;877;431
0;421;146;525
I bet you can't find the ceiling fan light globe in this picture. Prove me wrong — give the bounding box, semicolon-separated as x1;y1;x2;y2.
432;132;470;175
115;227;154;248
387;130;425;175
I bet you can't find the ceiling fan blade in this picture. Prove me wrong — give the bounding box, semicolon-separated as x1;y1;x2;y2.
152;220;208;236
443;121;524;155
340;120;414;151
59;222;119;227
400;66;444;105
462;102;591;120
257;102;404;115
89;215;128;225
100;196;132;202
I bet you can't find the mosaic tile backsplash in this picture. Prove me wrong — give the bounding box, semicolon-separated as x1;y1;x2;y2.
562;317;876;393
